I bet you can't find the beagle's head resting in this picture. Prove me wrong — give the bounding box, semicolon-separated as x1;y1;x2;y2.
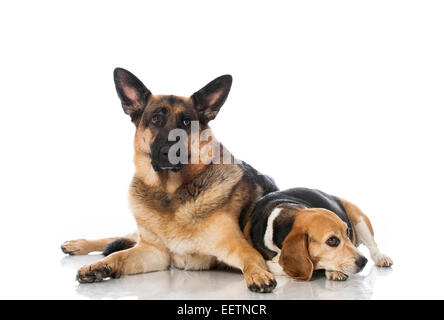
279;208;366;281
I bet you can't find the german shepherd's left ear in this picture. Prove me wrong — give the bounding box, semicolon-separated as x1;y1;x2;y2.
191;75;232;124
114;68;151;124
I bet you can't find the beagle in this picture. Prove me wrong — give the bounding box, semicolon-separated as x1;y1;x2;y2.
244;188;393;281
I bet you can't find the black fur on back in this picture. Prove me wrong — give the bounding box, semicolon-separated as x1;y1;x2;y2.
250;188;352;230
239;162;279;195
102;238;136;256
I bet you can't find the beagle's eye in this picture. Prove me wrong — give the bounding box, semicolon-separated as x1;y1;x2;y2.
326;236;340;247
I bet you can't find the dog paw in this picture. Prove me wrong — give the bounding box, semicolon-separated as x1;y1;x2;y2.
326;270;348;281
61;239;91;255
76;262;119;283
372;253;393;267
244;268;277;293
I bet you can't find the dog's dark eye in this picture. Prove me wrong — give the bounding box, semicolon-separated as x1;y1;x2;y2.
182;118;191;128
326;236;340;247
151;115;161;125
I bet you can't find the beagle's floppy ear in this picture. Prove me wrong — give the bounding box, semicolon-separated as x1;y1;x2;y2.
114;68;151;124
279;228;314;281
191;75;232;124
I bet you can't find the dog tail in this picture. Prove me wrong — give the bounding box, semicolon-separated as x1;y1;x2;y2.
102;237;136;256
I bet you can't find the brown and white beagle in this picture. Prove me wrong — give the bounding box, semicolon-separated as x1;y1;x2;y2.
243;188;393;281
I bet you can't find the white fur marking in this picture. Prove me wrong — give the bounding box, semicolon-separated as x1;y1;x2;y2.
264;208;287;275
354;217;393;266
267;254;285;275
264;208;282;253
355;217;379;254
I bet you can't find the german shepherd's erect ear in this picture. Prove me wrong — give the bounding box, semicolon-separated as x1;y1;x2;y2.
192;75;233;124
113;68;151;124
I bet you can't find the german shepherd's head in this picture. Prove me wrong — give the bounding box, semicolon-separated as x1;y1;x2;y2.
113;68;232;176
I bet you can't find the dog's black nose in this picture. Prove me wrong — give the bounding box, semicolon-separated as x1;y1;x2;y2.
355;256;368;271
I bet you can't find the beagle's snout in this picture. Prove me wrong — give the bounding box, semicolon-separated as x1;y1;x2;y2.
355;256;368;271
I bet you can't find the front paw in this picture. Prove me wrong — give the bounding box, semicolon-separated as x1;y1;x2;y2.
76;261;119;283
61;239;90;255
372;252;393;267
326;270;348;281
244;266;277;293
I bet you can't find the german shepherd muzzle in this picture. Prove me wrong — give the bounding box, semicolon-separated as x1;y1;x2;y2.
61;68;278;293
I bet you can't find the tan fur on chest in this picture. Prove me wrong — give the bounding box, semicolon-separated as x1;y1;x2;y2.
129;163;249;255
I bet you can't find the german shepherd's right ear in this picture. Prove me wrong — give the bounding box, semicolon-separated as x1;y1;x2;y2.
191;75;232;124
114;68;151;124
279;227;314;281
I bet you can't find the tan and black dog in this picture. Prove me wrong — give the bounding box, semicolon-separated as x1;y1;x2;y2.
61;68;279;293
242;188;393;281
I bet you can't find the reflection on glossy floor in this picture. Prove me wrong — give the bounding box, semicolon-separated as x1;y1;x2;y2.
60;254;394;300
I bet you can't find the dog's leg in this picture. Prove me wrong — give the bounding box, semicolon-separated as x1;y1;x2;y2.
61;232;137;255
353;217;393;267
339;199;393;267
202;215;277;293
76;238;170;283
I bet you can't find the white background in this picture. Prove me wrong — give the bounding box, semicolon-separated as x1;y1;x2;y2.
0;0;443;299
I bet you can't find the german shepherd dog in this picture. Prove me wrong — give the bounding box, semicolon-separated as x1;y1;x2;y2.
61;68;278;293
